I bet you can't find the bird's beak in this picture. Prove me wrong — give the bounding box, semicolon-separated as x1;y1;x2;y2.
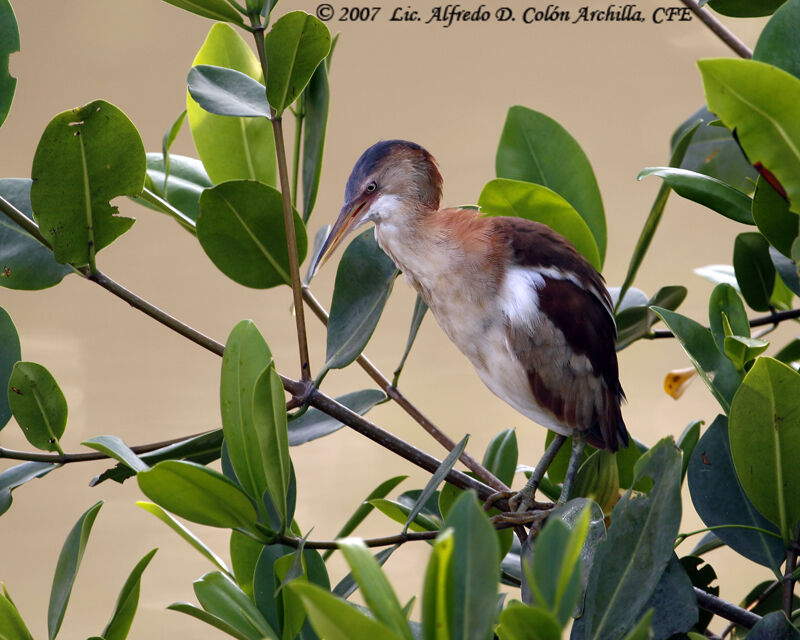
310;194;371;276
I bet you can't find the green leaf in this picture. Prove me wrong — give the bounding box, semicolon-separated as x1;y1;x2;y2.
392;294;428;386
729;357;800;541
193;571;277;640
698;58;800;214
160;109;186;192
0;0;18;127
580;439;682;640
30;100;145;267
0;461;55;517
637;167;753;224
775;338;800;364
709;283;750;356
290;581;406;640
137;502;231;576
337;539;412;640
101;548;157;640
167;603;254;640
620;610;654;640
614;285;687;349
754;0;800;80
687;415;784;570
0;586;33;640
229;531;262;598
158;0;245;24
732;582;800;639
495;602;561;640
197;180;307;288
188;65;270;118
251;366;292;528
445;491;500;640
0;306;19;428
637;554;697;639
752;176;797;258
48;501;103;640
136;460;259;532
572;450;620;512
724;335;769;370
8;362;67;453
369;499;439;533
422;529;454;640
671;106;757;193
733;232;775;311
264;11;331;114
333;546;397;601
651;308;742;412
707;0;786;17
301;50;330;222
617;121;700;307
325;229;399;369
771;247;800;298
743;611;800;639
220;321;277;513
82;435;148;473
482;428;518;488
289;389;385;445
0;179;72;290
495;105;606;263
187;23;275;185
677;420;701;482
478;178;601;270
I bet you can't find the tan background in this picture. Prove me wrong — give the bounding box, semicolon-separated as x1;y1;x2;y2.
0;1;778;638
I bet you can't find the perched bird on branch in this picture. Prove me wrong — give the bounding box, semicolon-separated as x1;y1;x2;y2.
314;139;628;512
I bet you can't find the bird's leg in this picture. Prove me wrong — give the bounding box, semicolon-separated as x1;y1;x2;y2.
558;432;587;504
507;433;567;513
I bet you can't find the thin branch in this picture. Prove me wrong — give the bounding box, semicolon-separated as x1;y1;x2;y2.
694;587;761;629
679;0;753;59
276;529;439;550
721;580;781;639
651;307;800;340
0;194;56;250
301;286;509;493
784;541;799;618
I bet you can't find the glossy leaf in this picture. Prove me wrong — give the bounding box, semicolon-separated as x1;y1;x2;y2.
422;529;454;640
479;179;601;269
0;305;19;428
133;153;210;229
709;283;749;354
617;120;699;307
198;180;307;288
187;23;275;185
445;491;501;640
301;47;331;221
288;389;385;445
729;357;800;540
264;11;331;114
651;308;741;412
229;531;261;598
325;229;399;369
743;611;800;639
193;571;277;640
188;65;270;118
30;100;145;266
754;0;800;79
615;285;687;349
338;538;413;640
580;439;682;640
167;603;253;640
706;0;786;17
752;176;796;258
82;435;147;473
0;460;55;517
771;247;800;297
733;232;775;311
482;428;518;487
101;548;157;640
393;294;428;386
496;602;561;640
694;263;739;288
572;450;619;513
138;502;231;576
0;586;33;640
8;362;67;453
159;0;245;24
637;167;753;224
671;106;756;193
290;581;406;640
137;460;258;532
698;59;800;214
48;501;103;640
333;545;397;601
0;0;17;126
677;420;701;482
775;338;800;364
496;105;606;262
724;335;769;370
687;415;784;569
0;179;72;289
160;109;186;191
369;499;439;532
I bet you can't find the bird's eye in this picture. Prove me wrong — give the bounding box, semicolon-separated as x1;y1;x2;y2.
366;182;377;193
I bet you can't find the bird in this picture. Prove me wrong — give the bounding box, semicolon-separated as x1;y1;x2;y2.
313;139;628;512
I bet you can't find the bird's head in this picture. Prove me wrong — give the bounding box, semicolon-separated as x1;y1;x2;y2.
312;140;442;273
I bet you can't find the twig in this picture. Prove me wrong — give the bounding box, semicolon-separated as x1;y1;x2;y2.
679;0;753;59
651;307;800;340
694;587;761;629
784;541;799;618
276;530;439;550
301;286;509;493
720;580;781;638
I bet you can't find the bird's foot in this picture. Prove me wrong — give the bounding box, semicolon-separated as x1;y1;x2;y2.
489;508;551;528
483;490;553;530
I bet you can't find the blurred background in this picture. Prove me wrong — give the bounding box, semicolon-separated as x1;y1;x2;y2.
0;2;775;637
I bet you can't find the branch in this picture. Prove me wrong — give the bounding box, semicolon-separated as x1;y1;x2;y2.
785;541;799;618
301;287;509;493
276;529;439;550
679;0;753;59
694;587;761;629
651;307;800;340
